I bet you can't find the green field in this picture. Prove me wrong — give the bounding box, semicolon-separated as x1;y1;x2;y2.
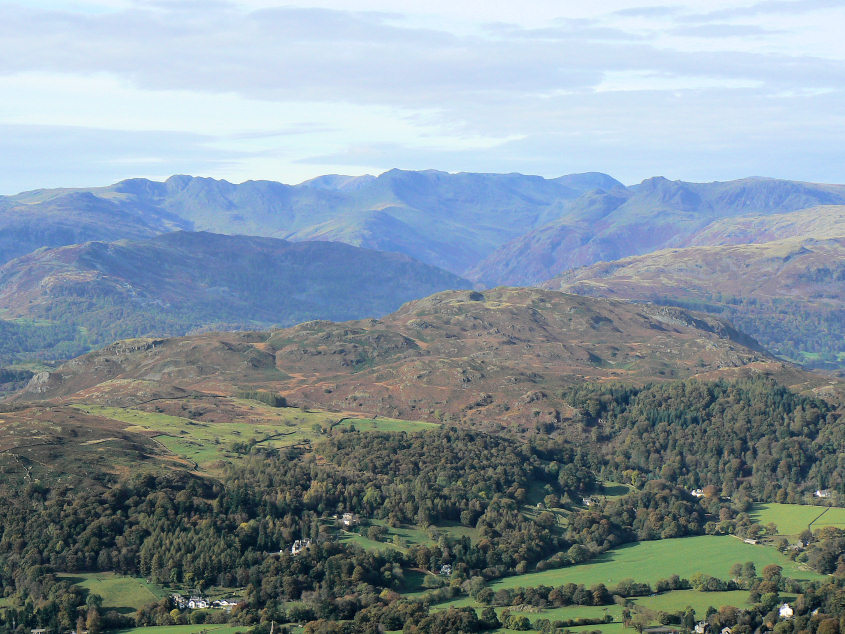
750;503;845;535
489;535;823;591
74;404;437;472
339;519;477;554
115;626;246;634
435;588;753;634
58;572;166;612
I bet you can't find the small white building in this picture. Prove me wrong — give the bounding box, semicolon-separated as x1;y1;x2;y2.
582;496;597;506
743;538;758;545
691;488;705;498
439;564;452;576
341;512;358;527
814;489;832;499
694;622;707;634
290;538;312;555
779;604;794;619
188;597;209;609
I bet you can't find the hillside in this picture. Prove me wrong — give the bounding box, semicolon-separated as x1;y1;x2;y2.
0;191;189;265
468;178;845;285
0;231;471;361
545;229;845;369
13;287;804;428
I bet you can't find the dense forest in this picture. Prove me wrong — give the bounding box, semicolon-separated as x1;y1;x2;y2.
564;377;844;500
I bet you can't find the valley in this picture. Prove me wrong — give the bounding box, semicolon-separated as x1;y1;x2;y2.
0;173;843;634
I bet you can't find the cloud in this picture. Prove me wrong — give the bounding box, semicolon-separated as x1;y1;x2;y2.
0;124;239;193
0;0;843;191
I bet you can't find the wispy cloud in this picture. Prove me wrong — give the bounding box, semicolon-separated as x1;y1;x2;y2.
0;0;843;192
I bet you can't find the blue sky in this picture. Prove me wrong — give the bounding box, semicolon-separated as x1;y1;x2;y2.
1;0;843;192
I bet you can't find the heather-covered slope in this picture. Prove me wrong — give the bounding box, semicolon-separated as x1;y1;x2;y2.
0;231;471;361
14;287;793;428
545;235;845;369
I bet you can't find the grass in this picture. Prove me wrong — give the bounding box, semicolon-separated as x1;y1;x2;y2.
489;535;824;591
115;627;246;634
58;572;166;612
73;404;437;474
750;503;845;536
333;417;439;433
435;589;754;634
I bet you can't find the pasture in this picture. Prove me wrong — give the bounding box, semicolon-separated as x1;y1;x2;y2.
750;503;845;536
73;403;438;473
58;572;166;612
115;626;247;634
489;535;823;591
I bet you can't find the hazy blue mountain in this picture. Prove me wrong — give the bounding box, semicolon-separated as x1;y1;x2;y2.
4;171;845;285
468;177;845;285
0;231;471;362
1;170;622;273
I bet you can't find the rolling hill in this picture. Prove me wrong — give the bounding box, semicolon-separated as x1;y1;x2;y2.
0;231;471;362
13;287;801;429
544;207;845;370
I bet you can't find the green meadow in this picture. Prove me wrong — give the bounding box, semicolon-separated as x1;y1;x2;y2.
750;503;845;536
73;404;438;473
57;573;166;612
489;535;823;591
115;626;246;634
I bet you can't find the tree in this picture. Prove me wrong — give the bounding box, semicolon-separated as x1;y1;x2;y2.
85;608;101;634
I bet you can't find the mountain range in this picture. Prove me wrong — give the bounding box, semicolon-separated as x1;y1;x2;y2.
3;170;845;369
7;171;845;283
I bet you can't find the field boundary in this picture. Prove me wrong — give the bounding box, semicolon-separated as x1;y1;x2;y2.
808;507;830;530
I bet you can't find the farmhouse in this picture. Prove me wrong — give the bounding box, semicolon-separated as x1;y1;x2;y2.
814;489;832;498
291;538;312;555
341;512;359;527
188;596;209;609
779;604;794;619
691;488;705;498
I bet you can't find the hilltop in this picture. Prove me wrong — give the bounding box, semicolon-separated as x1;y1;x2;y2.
13;287;803;428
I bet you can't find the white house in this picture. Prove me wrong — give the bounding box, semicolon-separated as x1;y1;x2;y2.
341;512;358;527
814;489;832;499
691;489;705;498
291;538;312;555
779;604;794;619
694;622;707;634
188;597;209;609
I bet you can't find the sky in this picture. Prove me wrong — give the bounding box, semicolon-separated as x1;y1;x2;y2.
1;0;844;193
